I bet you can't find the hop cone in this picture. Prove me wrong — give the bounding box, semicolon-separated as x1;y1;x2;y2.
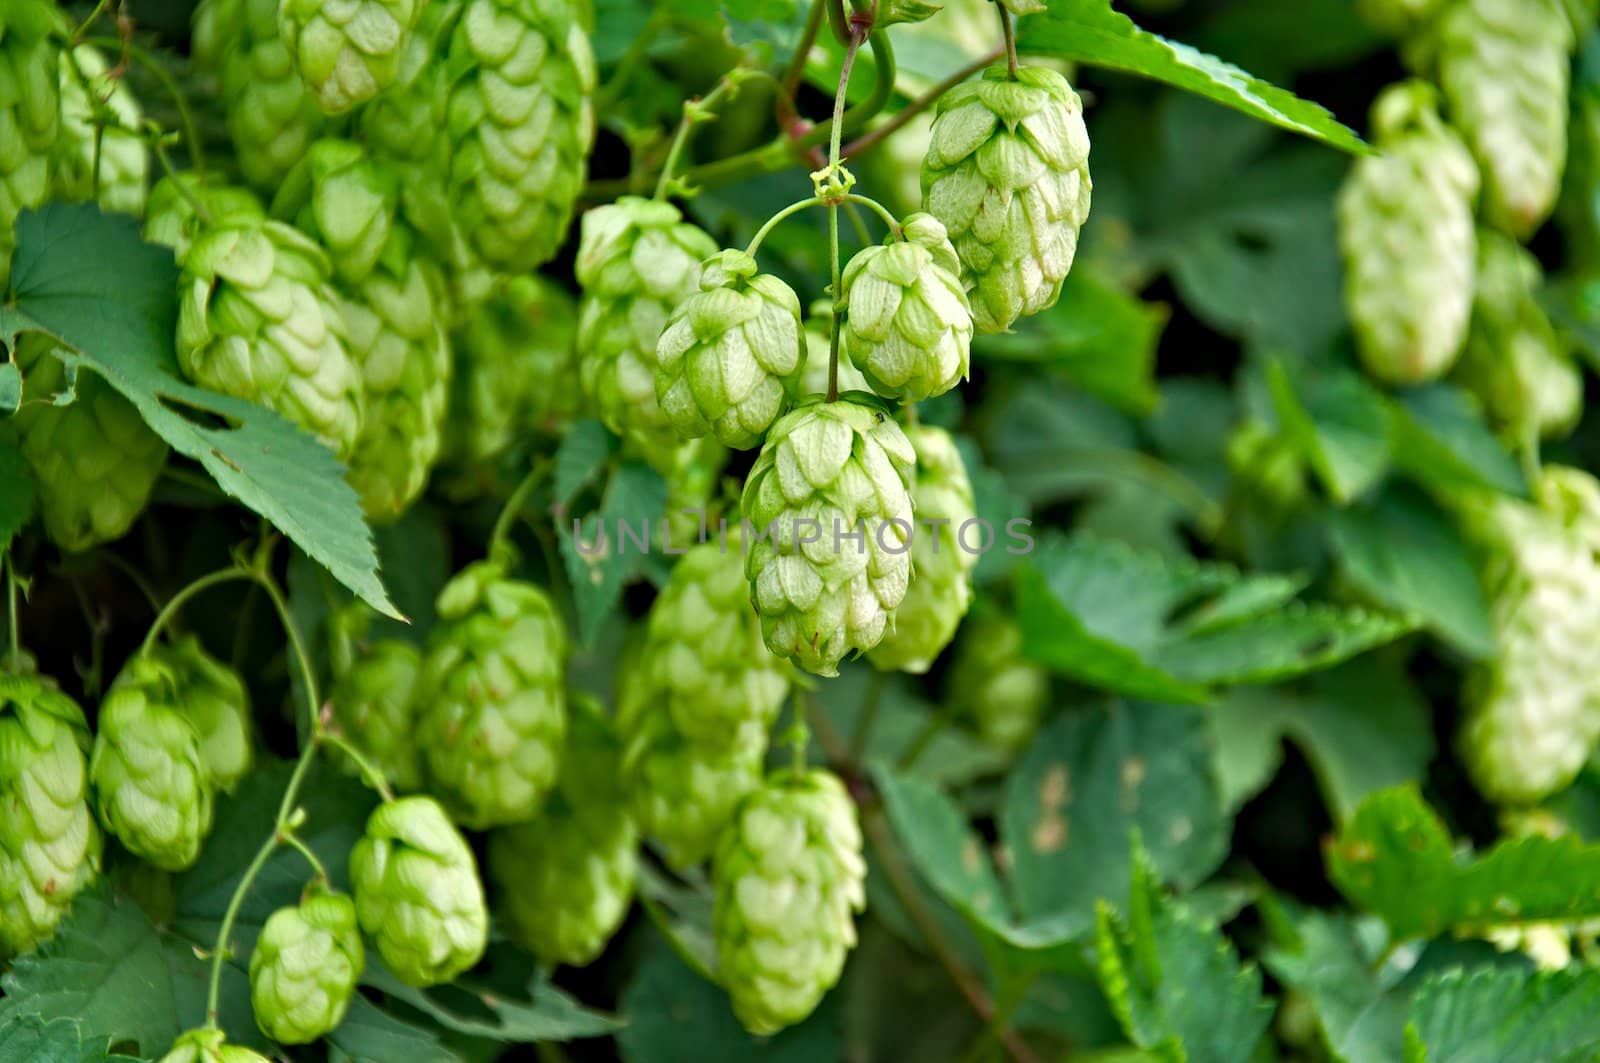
868;426;976;674
1430;0;1573;237
0;674;101;959
655;249;805;448
326;602;423;792
945;611;1049;752
249;886;365;1044
192;0;327;193
712;768;866;1035
0;1;60;287
577;197;718;446
841;214;972;402
1337;81;1479;386
349;795;488;985
6;335;167;553
144;174;267;264
742;400;917;676
1355;0;1442;35
144;637;253;793
90;654;215;871
54;44;149;216
279;0;423;113
444;0;596;271
487;697;637;967
798;302;869;398
921;65;1092;335
418;562;569;829
159;1029;271;1063
273;139;399;287
1458;466;1600;805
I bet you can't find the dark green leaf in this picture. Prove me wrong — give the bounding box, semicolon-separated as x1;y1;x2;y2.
1390;385;1526;497
0;361;19;414
0;1015;141;1063
554;420;616;505
0;439;33;554
559;460;669;645
327;997;460;1063
1406;967;1600;1063
363;961;622;1042
1268;360;1391;504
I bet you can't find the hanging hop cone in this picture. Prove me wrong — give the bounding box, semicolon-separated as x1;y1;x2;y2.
1458;466;1600;805
5;335;167;554
159;1029;271;1063
54;43;149;216
742;399;917;677
0;1;61;288
921;64;1092;335
945;610;1049;752
841;214;973;402
418;562;569;829
349;795;488;986
487;697;638;967
249;886;365;1044
142;636;254;794
326;602;424;792
0;674;101;959
868;426;977;674
279;0;423;113
798;301;870;398
577;196;719;448
655;249;806;448
90;653;216;871
712;768;866;1036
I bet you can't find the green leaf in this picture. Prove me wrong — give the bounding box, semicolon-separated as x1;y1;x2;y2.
1406;967;1600;1063
0;439;33;554
1267;360;1391;505
0;362;19;414
1390;385;1526;497
1;203;397;618
1330;485;1496;659
554;419;616;505
327;997;460;1063
1189;0;1383;82
0;1015;140;1063
362;956;622;1042
1001;702;1228;927
636;862;718;982
560;460;669;645
1018;0;1366;154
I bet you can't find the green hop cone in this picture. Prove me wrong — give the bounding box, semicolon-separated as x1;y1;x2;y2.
742;399;917;677
143;637;254;793
54;44;149;216
655;249;806;448
326;602;423;792
159;1028;271;1063
0;674;102;959
0;1;60;288
945;610;1048;752
1458;466;1600;805
1354;0;1442;36
272;139;398;287
841;214;972;402
1338;81;1479;386
577;197;719;446
444;0;596;271
7;335;168;553
192;0;328;194
798;301;870;398
249;886;365;1044
868;426;976;674
418;562;569;828
349;795;488;986
712;768;866;1036
279;0;423;114
921;65;1092;335
487;697;637;967
90;653;216;871
143;174;267;264
1428;0;1573;237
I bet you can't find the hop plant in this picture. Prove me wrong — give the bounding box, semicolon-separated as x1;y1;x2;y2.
1458;466;1600;805
742;399;917;676
1337;81;1479;386
1354;0;1443;35
54;44;149;216
945;611;1049;752
144;637;254;793
249;886;365;1044
0;674;101;959
712;768;866;1035
192;0;328;193
326;603;424;792
868;426;976;674
840;214;972;403
349;795;488;986
418;561;569;829
655;249;806;448
1429;0;1573;237
273;139;399;287
159;1029;271;1063
576;197;719;447
655;435;730;550
444;0;596;271
278;0;423;113
798;302;870;398
487;697;637;967
921;65;1092;335
0;1;61;288
90;653;216;871
5;335;168;554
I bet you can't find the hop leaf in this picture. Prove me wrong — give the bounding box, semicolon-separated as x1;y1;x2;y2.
326;603;424;792
158;1028;272;1063
144;636;254;794
249;886;365;1044
278;0;424;113
0;0;61;288
54;43;149;216
349;795;488;986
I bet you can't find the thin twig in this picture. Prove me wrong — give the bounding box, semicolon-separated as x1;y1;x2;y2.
840;47;1003;161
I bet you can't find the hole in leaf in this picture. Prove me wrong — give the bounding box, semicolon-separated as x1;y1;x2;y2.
157;392;239;434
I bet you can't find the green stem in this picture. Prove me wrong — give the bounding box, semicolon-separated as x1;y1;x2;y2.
842;193;899;233
72;0;113;40
744;195;823;258
779;0;828;112
5;553;20;665
956;972;1040;1063
84;36;206;175
253;572;321;733
823;26;865;402
140;569;251;655
654;73;747;200
825;0;852;44
840;47;1003;161
281;830;329;883
488;460;551;565
321;731;397;803
150;137;211;224
998;4;1019;77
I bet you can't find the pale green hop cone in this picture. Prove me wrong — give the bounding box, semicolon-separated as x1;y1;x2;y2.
0;1;61;287
279;0;423;114
349;794;488;985
418;562;569;828
868;426;976;674
712;768;866;1036
841;213;972;402
54;43;149;216
0;674;102;959
273;138;399;286
159;1028;271;1063
945;610;1049;752
326;602;424;792
249;886;365;1043
144;636;254;793
921;64;1091;334
655;249;806;448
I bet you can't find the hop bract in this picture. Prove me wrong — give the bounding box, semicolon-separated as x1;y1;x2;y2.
349;795;488;986
279;0;423;113
841;214;972;402
326;602;424;792
144;636;254;793
54;44;149;216
0;674;101;959
0;1;61;288
250;887;364;1043
921;64;1092;335
159;1028;271;1063
742;399;917;676
712;769;866;1035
